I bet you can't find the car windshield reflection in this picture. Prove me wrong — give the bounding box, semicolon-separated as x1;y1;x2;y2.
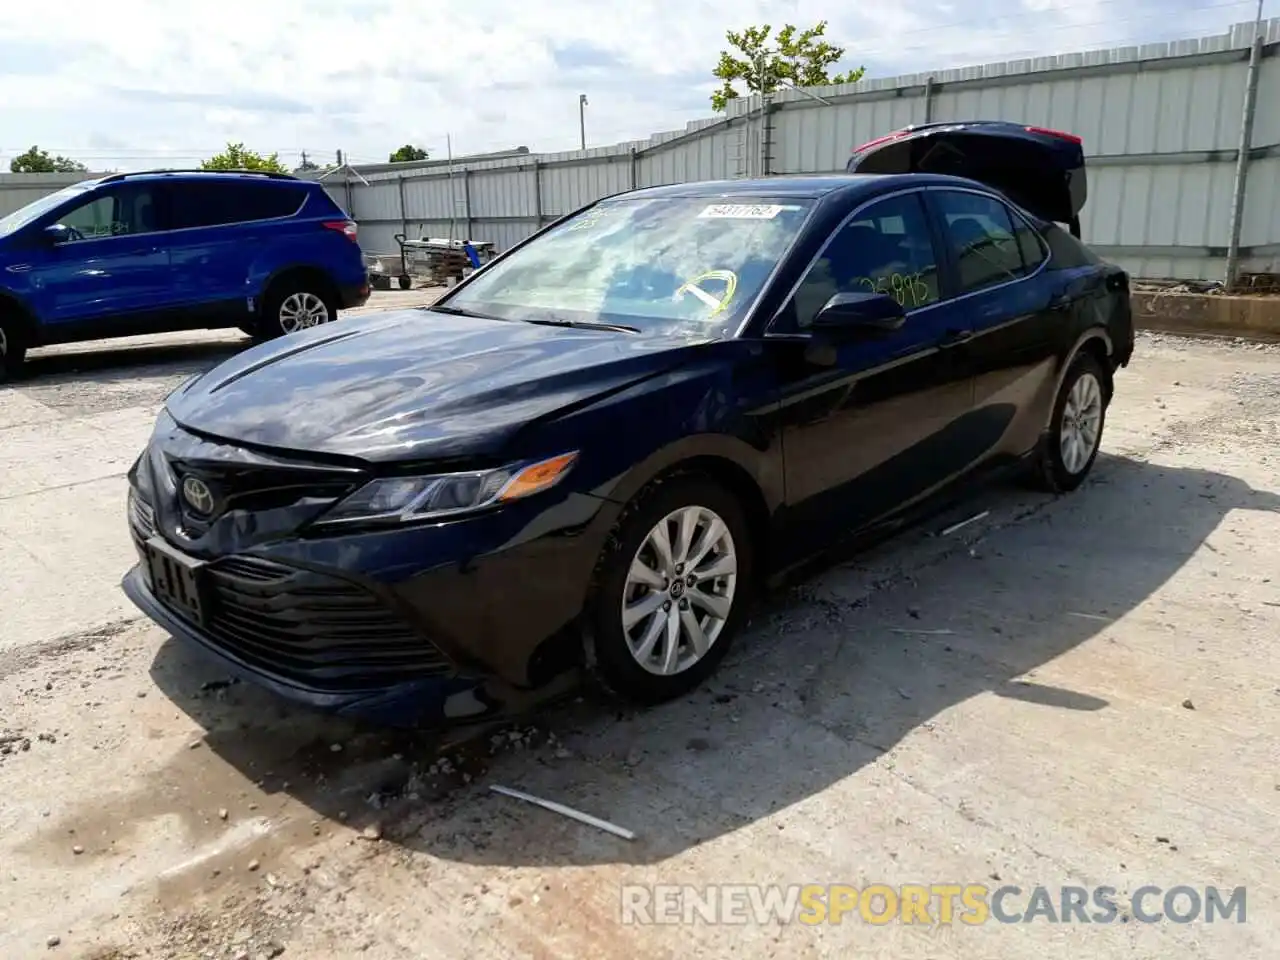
439;197;817;339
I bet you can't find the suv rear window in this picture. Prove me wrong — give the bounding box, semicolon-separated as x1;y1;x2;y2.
171;180;306;230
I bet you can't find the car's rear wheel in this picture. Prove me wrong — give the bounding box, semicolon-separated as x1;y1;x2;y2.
584;475;754;704
263;282;336;338
0;318;27;383
1029;351;1108;493
397;274;412;290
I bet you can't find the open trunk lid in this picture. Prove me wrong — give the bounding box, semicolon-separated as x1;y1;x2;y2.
846;120;1087;236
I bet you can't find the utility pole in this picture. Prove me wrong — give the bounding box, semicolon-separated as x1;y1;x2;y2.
1224;0;1266;291
579;94;588;151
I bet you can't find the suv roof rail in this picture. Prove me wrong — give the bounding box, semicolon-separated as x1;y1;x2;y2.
97;168;300;184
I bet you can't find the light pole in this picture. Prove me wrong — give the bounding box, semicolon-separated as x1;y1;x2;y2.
578;94;588;151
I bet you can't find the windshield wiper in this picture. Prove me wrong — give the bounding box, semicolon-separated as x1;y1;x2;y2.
427;303;503;320
522;316;641;334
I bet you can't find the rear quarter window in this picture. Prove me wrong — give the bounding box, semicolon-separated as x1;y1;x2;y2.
171;180;306;230
1042;223;1101;268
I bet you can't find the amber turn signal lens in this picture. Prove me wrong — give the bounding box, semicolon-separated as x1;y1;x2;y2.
498;452;579;501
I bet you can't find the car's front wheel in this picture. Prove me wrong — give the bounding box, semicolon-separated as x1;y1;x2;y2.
1029;350;1109;493
585;475;754;704
0;317;27;384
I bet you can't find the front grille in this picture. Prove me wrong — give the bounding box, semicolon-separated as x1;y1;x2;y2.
167;458;358;535
196;556;454;692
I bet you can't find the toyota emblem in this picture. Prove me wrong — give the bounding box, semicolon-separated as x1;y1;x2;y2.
181;475;216;516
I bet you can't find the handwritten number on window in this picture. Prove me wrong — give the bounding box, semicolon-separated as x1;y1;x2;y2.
856;272;931;308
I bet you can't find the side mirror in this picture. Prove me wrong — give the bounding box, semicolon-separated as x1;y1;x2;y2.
43;224;73;246
810;291;906;338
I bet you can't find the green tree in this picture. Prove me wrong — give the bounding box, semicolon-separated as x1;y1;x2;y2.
9;145;88;173
388;144;429;163
200;142;289;173
710;22;866;112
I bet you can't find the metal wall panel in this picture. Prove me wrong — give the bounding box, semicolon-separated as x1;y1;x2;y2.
540;158;631;216
2;20;1277;282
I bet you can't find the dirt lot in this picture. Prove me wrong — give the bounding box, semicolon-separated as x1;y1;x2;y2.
1;294;1278;959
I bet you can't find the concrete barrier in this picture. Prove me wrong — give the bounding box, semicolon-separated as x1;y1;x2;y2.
1131;292;1280;342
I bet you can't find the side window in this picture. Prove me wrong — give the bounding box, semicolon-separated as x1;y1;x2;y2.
56;185;158;240
1042;222;1100;268
171;181;305;231
1012;212;1048;272
792;192;940;330
934;191;1026;294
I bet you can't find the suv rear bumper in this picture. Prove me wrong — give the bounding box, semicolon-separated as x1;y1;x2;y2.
339;282;372;310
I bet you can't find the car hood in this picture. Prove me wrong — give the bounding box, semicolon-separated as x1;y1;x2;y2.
165;309;711;463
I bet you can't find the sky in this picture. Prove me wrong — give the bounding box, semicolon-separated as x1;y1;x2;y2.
0;0;1270;172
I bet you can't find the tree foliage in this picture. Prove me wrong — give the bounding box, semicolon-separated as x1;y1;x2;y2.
389;144;430;163
200;142;289;174
9;145;88;174
710;21;865;112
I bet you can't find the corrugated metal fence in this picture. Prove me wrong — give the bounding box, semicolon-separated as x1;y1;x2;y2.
316;18;1280;283
3;19;1278;283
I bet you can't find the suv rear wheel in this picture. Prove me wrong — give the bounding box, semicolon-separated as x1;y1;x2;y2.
0;317;27;383
262;281;336;338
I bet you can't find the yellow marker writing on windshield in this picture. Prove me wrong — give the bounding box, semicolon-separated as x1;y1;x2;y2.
674;269;738;318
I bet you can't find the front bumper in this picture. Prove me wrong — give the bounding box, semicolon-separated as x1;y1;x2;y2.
123;481;620;726
123;566;508;726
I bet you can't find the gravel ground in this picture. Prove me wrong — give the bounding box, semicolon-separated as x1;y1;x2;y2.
1;312;1278;960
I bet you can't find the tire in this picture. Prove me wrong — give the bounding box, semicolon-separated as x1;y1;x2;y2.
397;274;412;290
584;475;755;705
261;280;337;339
0;317;27;384
1028;351;1109;493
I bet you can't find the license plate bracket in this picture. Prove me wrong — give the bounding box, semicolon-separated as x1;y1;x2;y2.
144;536;208;625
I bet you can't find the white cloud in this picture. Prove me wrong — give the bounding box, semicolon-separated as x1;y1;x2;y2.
0;0;1259;171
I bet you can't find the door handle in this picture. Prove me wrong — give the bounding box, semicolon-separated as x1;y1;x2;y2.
938;329;973;348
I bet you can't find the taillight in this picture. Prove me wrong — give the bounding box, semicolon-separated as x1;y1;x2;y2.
851;129;910;155
323;220;358;242
1025;126;1083;144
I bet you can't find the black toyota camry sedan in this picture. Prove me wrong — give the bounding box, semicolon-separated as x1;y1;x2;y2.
123;122;1134;727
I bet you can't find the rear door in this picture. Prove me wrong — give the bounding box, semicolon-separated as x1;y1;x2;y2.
922;186;1064;468
169;179;308;314
847;121;1087;237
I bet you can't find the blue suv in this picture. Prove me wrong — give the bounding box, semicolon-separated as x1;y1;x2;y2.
0;169;371;381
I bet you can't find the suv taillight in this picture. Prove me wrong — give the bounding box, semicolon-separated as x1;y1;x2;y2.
323;220;358;242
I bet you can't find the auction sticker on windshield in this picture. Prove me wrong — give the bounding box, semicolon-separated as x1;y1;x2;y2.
697;204;790;219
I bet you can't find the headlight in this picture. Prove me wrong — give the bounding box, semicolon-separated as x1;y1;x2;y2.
314;451;579;527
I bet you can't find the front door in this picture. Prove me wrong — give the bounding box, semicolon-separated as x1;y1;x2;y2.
767;190;977;564
28;182;172;331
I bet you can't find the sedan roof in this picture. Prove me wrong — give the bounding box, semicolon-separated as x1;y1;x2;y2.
617;172;988;203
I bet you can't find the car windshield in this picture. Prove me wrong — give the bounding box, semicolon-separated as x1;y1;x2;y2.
440;196;816;338
0;181;96;238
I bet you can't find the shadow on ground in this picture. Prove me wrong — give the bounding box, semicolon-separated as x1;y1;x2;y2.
146;452;1280;867
23;336;249;382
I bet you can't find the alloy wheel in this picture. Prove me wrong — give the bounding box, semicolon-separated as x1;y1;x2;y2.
620;505;738;676
1060;371;1103;474
279;292;330;333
